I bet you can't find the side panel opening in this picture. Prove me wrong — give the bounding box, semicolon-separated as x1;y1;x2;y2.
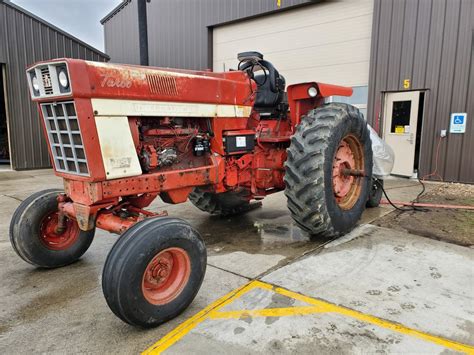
414;92;425;172
0;64;11;170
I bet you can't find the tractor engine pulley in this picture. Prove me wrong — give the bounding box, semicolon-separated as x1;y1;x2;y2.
140;145;178;172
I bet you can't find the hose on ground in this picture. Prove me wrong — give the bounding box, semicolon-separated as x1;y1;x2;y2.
375;178;429;212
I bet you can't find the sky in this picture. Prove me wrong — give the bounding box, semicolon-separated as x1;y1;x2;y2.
11;0;121;52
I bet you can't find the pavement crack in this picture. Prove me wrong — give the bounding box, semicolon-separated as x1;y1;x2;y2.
254;236;338;279
207;263;252;280
3;194;23;202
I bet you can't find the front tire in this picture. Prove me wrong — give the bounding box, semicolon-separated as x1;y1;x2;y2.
284;103;372;237
10;189;95;268
102;217;206;328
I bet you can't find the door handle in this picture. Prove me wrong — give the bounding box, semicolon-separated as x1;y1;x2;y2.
407;133;414;144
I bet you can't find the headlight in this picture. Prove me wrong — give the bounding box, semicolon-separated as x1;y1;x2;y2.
32;75;40;92
58;69;69;88
308;86;318;98
27;63;71;98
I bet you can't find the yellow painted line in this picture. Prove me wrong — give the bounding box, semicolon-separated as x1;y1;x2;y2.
210;306;326;319
142;281;259;354
254;281;474;354
143;279;474;355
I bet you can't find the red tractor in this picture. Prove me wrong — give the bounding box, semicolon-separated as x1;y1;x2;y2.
13;52;372;327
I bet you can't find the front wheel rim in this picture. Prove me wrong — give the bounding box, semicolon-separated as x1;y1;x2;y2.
142;247;191;305
39;212;80;250
332;134;365;210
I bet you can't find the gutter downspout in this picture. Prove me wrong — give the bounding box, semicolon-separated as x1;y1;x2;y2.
137;0;149;66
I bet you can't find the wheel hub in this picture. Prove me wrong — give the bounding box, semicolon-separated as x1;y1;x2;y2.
333;141;356;198
142;247;191;305
40;212;80;250
146;254;173;286
332;135;364;210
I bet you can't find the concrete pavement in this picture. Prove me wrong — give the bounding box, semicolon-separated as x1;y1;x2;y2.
147;225;473;354
0;170;472;354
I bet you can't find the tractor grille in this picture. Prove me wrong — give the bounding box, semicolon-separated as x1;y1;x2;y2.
146;74;178;96
41;101;89;176
40;67;53;95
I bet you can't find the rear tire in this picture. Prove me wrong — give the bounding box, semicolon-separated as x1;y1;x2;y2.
189;188;257;216
366;178;383;208
284;103;372;237
10;189;95;268
102;217;206;328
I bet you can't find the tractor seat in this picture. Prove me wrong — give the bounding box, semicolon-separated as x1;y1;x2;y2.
253;73;286;109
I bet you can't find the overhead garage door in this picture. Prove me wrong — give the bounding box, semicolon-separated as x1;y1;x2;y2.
213;0;374;87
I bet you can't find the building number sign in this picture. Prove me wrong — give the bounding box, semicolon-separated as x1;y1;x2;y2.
403;79;411;89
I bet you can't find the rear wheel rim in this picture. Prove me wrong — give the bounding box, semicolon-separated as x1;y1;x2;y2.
142;247;191;305
332;134;364;210
39;212;80;250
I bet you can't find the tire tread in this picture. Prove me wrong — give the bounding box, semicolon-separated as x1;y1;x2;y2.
284;103;372;237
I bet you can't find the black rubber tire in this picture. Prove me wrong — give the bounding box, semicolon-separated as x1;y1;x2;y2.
188;188;252;216
284;103;372;237
102;217;206;328
9;188;62;263
366;178;383;208
10;189;95;268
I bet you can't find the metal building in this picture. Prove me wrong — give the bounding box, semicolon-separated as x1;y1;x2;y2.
101;0;321;69
0;0;109;170
367;0;473;182
90;1;474;183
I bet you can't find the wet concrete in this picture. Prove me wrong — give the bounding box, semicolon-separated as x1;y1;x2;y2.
150;192;317;258
0;169;463;354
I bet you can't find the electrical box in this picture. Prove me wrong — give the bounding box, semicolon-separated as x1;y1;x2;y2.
223;130;255;155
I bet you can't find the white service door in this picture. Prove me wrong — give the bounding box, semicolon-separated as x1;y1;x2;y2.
383;91;421;177
213;0;373;86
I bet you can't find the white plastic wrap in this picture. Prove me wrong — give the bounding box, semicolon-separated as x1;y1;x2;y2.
368;124;394;178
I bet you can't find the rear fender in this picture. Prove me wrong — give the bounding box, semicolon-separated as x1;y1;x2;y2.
287;82;353;127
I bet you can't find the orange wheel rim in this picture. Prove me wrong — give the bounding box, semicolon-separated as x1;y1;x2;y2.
39;212;80;250
142;247;191;305
332;134;365;210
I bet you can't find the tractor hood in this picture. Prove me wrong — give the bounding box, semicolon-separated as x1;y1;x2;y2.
26;58;256;107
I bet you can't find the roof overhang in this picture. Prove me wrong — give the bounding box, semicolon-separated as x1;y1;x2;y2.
101;0;132;25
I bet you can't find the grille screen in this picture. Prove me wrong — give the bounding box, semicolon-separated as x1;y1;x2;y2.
146;74;178;96
40;67;53;95
41;101;89;176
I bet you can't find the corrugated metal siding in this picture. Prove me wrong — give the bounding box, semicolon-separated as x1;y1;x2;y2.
0;4;5;64
0;1;108;170
103;0;319;70
103;0;140;65
367;0;473;183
